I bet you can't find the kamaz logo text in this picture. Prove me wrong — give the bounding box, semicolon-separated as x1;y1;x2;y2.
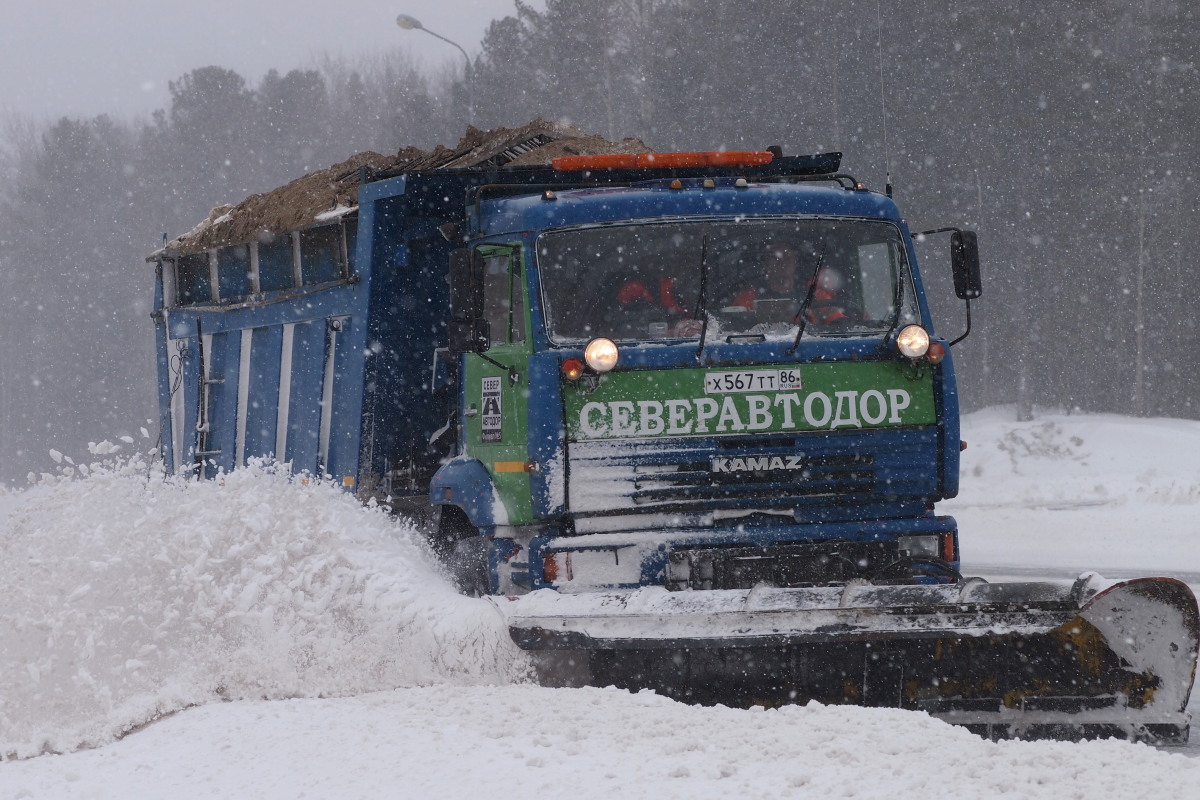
711;455;806;473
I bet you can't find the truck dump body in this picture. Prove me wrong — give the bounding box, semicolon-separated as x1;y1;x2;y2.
152;124;1198;742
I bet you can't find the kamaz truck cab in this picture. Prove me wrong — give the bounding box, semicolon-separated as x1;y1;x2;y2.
433;151;979;602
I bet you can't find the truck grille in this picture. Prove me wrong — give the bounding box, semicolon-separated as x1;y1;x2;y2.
566;429;940;517
665;540;897;590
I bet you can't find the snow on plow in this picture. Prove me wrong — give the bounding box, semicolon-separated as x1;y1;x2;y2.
498;573;1199;743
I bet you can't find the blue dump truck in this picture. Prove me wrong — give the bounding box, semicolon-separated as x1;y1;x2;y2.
152;124;1198;741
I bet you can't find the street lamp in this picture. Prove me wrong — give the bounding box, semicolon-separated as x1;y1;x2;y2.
396;14;474;125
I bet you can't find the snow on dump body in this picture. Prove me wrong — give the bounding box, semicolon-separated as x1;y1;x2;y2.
0;456;528;759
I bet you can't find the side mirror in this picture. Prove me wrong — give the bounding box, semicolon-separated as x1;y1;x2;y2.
448;248;489;353
950;230;982;300
448;318;491;354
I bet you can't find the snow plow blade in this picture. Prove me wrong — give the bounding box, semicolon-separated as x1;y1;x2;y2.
498;574;1199;743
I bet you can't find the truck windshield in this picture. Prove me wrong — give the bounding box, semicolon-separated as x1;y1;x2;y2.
537;219;918;345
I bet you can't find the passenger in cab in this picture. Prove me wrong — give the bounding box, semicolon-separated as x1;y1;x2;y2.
615;275;687;316
607;269;710;337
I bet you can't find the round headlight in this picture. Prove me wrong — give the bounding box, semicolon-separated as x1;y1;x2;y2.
896;325;931;359
583;337;620;373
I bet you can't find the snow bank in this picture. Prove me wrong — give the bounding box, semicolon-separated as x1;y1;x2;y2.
954;406;1200;509
947;407;1200;575
4;685;1198;799
0;457;528;759
4;407;1200;795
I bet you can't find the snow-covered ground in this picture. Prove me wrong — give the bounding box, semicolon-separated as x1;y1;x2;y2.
946;407;1200;579
2;407;1199;798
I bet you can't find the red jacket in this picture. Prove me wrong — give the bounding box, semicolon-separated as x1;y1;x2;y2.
731;286;849;324
617;277;687;315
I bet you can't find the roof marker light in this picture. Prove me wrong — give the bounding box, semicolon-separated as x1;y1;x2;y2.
552;151;774;171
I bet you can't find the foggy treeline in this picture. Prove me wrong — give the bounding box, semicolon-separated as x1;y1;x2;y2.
0;54;464;481
0;0;1195;482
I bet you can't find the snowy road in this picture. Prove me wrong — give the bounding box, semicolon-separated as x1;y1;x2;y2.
2;408;1200;796
969;565;1200;586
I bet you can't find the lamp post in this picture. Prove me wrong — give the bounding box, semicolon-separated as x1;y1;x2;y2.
396;13;474;125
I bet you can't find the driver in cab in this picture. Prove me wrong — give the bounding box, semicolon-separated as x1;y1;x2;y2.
730;243;855;325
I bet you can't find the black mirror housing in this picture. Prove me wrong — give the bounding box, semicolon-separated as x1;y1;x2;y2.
449;249;483;319
448;249;489;353
448;318;490;354
951;230;982;300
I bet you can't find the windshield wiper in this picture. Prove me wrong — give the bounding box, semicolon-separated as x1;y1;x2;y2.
786;241;827;357
694;234;711;361
879;254;908;350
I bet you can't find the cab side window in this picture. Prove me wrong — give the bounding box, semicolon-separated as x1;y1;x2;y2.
509;255;525;343
481;251;525;347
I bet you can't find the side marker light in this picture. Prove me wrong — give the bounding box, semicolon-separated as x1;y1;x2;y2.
941;533;957;563
561;358;585;380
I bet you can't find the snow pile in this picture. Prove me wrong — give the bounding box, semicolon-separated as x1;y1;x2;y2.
4;686;1199;799
0;457;528;759
955;406;1200;509
3;408;1200;794
947;407;1200;575
0;486;15;529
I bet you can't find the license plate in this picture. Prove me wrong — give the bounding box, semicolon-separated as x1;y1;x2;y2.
704;369;803;394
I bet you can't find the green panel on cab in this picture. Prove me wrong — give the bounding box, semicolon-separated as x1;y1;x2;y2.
462;244;534;524
564;362;936;441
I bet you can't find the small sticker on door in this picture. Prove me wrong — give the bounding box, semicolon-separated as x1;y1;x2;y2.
481;376;502;442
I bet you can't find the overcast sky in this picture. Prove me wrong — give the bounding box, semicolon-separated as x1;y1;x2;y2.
0;0;540;123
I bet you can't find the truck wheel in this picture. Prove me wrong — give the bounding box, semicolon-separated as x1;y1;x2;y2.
449;536;492;597
435;506;491;596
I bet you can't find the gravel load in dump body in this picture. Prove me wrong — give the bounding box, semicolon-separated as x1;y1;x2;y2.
163;119;650;254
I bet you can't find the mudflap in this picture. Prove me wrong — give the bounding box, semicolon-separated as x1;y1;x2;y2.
495;574;1200;744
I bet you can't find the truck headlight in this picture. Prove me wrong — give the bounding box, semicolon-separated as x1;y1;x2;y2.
896;325;931;359
897;534;940;558
584;337;619;372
